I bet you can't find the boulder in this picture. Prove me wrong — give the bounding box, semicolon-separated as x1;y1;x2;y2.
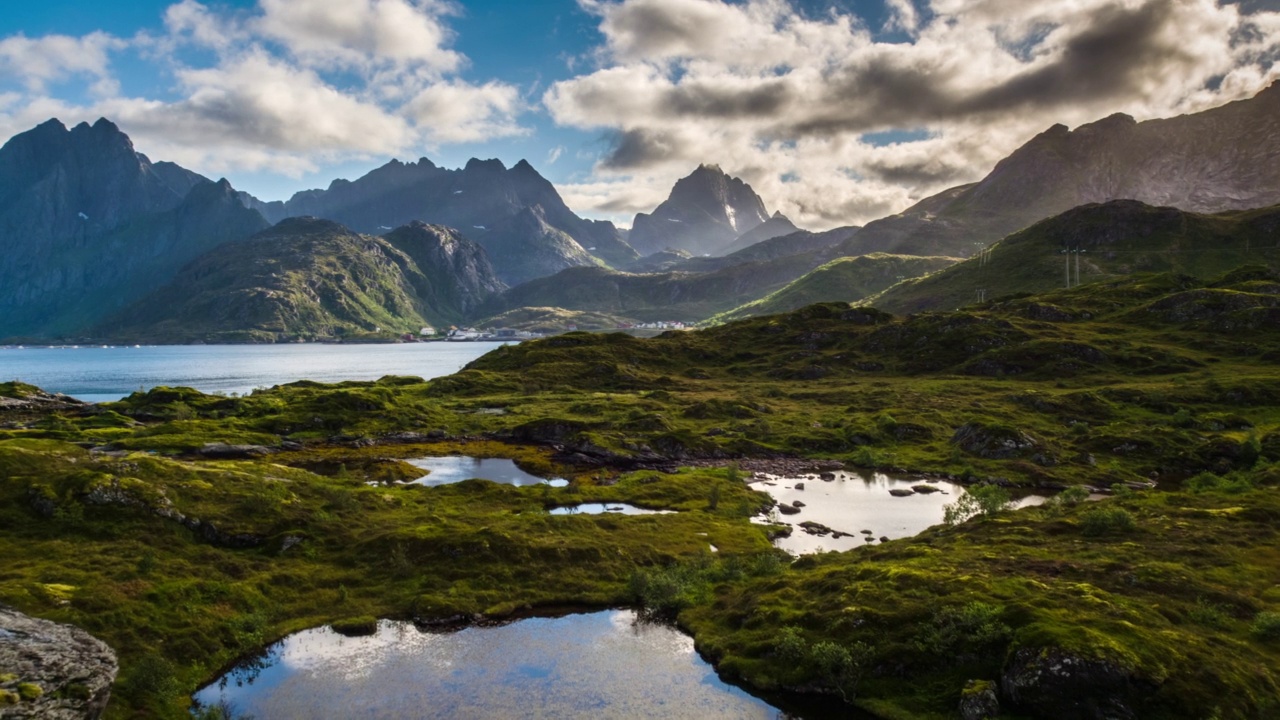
959;679;1000;720
777;503;801;515
952;423;1040;459
911;484;941;494
0;606;117;719
889;488;916;497
1001;646;1148;720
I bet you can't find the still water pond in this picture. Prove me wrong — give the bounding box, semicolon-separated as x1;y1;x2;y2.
0;342;507;402
194;610;799;719
756;470;1046;554
548;503;676;516
406;456;569;487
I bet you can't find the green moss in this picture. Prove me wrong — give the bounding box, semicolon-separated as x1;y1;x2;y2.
16;683;42;701
330;616;378;637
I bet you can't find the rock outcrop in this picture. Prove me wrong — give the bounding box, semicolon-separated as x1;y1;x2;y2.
0;606;117;719
1001;646;1149;720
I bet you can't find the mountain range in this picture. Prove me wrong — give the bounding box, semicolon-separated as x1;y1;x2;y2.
835;81;1280;259
0;119;268;338
4;82;1280;342
239;157;634;285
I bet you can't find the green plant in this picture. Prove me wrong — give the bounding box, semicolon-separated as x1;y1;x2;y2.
1250;612;1280;641
15;683;42;701
943;486;1012;525
1187;599;1231;628
776;626;807;662
1081;505;1136;536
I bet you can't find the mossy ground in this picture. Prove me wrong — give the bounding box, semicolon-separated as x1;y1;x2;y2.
2;268;1279;718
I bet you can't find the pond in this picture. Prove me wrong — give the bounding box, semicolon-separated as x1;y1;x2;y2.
753;470;1047;555
406;456;569;487
193;610;831;719
548;503;676;516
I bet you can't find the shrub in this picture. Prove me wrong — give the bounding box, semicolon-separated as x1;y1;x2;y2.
944;485;1012;525
1251;612;1280;641
122;654;176;698
1187;599;1231;628
1081;506;1136;536
808;640;874;701
914;602;1010;655
775;626;807;662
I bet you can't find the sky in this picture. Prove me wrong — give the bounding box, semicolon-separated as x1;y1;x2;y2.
1;0;1278;230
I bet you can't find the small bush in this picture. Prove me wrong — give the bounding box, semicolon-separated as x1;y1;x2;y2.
1251;612;1280;641
776;626;807;662
944;486;1012;525
1187;599;1231;628
1081;506;1136;536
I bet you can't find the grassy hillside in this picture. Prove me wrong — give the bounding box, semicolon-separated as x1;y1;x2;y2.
2;265;1279;718
710;253;957;324
868;200;1280;315
481;252;823;323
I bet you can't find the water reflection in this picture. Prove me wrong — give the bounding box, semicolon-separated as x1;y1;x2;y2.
194;610;794;719
548;503;676;516
753;470;1047;555
407;456;569;487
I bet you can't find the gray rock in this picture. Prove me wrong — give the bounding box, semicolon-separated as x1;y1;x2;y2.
0;606;117;719
776;503;801;515
959;679;1000;720
889;488;916;497
196;442;274;459
1002;646;1148;720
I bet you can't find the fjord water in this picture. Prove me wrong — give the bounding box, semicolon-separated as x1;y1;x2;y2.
0;343;507;402
194;610;797;720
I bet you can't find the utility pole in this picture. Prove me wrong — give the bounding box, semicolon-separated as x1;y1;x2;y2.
1063;250;1071;288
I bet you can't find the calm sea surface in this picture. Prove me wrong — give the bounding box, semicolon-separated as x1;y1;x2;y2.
0;343;508;403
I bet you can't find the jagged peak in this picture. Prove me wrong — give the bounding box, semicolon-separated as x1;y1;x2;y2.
464;157;507;172
695;163;725;175
90;117;120;133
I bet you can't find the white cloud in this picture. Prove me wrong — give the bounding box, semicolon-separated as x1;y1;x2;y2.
255;0;462;74
0;32;125;92
549;0;1280;229
0;0;524;182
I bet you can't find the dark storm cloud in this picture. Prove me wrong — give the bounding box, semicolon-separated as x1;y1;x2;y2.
601;127;684;169
961;1;1191;113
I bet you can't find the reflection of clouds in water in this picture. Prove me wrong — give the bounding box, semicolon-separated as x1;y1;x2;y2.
200;610;777;719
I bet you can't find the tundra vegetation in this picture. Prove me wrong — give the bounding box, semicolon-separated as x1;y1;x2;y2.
2;267;1279;718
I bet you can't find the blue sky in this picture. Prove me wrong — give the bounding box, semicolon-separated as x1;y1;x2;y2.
1;1;1277;228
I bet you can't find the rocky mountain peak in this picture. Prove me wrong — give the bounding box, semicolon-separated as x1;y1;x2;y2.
627;164;772;256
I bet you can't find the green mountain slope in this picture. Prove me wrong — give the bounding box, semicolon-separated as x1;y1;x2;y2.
711;253;957;323
480;252;824;324
96;218;504;342
866;200;1280;315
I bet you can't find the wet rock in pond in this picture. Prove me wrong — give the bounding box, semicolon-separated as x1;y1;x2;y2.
1001;646;1149;720
0;606;117;720
951;423;1040;459
959;679;1000;720
911;484;941;494
863;536;875;542
794;482;805;490
879;536;890;543
197;442;275;459
820;472;837;481
798;521;834;536
791;500;806;508
860;530;873;535
777;503;801;515
889;488;916;497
